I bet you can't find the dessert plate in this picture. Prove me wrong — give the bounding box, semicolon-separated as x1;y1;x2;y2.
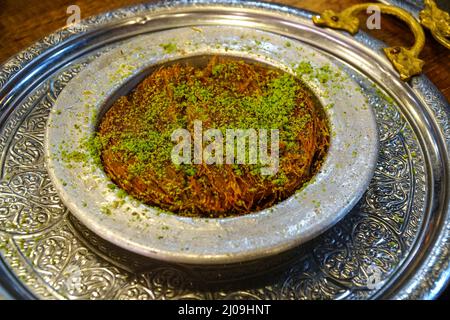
45;26;378;264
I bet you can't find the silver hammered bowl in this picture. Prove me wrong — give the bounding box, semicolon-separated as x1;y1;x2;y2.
45;26;378;265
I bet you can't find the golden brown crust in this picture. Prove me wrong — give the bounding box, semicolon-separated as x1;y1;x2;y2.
98;57;329;217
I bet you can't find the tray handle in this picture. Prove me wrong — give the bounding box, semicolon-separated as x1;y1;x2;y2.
420;0;450;50
312;3;425;81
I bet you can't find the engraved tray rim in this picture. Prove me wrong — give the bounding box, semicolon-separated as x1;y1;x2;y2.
0;0;449;300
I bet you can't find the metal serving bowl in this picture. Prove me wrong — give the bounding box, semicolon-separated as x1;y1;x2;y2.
45;25;378;265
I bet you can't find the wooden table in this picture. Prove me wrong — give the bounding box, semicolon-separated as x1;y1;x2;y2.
1;0;449;100
0;0;449;299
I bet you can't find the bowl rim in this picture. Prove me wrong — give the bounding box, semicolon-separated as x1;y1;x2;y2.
45;25;379;264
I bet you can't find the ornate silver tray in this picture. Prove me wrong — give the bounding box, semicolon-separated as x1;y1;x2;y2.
0;0;449;300
381;0;449;18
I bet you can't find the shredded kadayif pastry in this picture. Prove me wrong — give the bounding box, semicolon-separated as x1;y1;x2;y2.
97;57;329;218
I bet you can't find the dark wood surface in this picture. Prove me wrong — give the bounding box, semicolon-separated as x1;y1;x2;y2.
0;0;449;299
1;0;449;100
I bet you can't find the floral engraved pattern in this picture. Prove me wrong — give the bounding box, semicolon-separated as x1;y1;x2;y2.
0;1;446;300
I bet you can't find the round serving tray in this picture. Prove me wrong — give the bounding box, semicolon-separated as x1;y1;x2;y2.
0;0;449;300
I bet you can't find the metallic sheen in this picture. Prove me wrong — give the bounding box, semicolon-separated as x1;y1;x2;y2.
312;3;426;81
44;26;378;265
420;0;450;49
0;0;449;300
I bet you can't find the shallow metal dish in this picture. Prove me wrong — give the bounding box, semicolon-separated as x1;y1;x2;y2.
0;0;449;300
45;26;378;265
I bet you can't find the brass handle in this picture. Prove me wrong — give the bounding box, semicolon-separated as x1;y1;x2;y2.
312;3;425;81
420;0;450;50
